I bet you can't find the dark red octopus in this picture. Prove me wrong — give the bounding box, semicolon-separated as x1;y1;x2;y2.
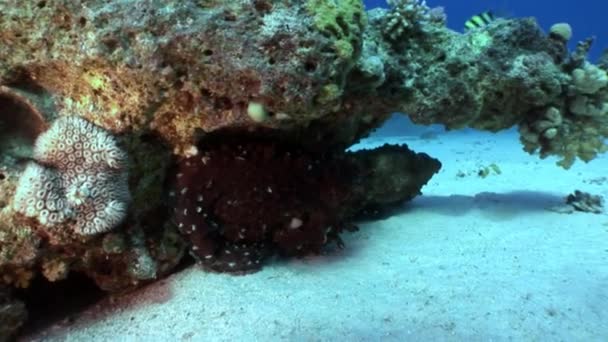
170;137;354;273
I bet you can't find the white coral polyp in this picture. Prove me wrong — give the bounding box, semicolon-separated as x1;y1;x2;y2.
65;180;92;206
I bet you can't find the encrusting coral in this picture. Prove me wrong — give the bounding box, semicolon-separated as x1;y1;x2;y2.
519;42;608;168
383;0;445;41
12;116;130;236
170;135;440;273
171;137;350;273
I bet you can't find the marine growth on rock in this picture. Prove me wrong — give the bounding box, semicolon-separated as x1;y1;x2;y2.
2;0;608;336
12;116;130;236
170;136;355;273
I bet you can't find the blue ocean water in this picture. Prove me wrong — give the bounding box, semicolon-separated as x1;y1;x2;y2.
365;0;607;60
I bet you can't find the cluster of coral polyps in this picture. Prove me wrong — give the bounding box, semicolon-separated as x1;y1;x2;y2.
13;116;130;238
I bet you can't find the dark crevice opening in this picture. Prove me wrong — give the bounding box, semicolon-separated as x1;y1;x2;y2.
17;272;106;335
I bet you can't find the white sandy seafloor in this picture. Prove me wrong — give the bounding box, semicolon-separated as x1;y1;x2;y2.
25;127;608;342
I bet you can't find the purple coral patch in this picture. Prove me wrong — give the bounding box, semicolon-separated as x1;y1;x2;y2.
171;137;353;273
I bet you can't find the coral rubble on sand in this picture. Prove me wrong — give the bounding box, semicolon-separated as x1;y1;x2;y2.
0;0;607;336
